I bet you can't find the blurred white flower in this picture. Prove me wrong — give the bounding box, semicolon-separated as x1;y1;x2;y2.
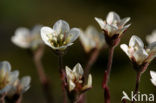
7;76;31;96
150;71;156;86
146;30;156;44
11;25;43;49
120;35;156;66
41;20;80;51
95;11;130;37
0;61;19;94
65;63;92;92
79;25;105;53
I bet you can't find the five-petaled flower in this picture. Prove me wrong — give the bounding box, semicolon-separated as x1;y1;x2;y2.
0;61;19;94
146;30;156;44
41;20;80;52
65;63;92;93
11;25;43;49
95;11;131;46
120;35;156;72
79;25;105;53
150;71;156;86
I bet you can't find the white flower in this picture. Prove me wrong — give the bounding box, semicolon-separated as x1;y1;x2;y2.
41;20;80;50
146;30;156;44
120;35;156;65
150;71;156;86
7;76;31;96
79;25;105;52
11;25;43;49
0;61;19;94
65;63;92;92
95;11;130;37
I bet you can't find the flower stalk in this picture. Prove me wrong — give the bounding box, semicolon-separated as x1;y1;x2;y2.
131;63;149;103
58;54;67;103
84;48;100;80
0;93;6;103
33;45;53;103
15;95;22;103
102;46;115;103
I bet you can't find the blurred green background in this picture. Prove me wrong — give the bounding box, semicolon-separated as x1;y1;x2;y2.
0;0;156;103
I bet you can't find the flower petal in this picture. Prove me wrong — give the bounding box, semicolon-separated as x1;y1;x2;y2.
20;76;31;92
150;71;156;81
67;28;80;43
104;24;118;36
118;17;131;27
147;42;156;54
120;44;130;57
31;25;42;35
0;61;11;72
53;20;70;35
87;74;92;88
79;30;96;52
95;17;106;29
9;70;19;84
73;63;84;77
65;66;75;81
116;24;131;35
146;30;156;44
151;79;156;86
106;11;120;25
52;43;73;50
82;74;92;91
40;26;56;48
11;27;31;48
68;79;75;92
129;35;144;48
133;48;148;65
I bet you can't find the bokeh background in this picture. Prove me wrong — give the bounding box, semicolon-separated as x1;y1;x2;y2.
0;0;156;103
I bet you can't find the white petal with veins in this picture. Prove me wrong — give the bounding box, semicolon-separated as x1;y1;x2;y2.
53;20;70;35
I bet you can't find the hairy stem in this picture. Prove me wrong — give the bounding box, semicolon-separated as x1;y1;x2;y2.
33;45;53;103
103;46;115;103
58;55;67;103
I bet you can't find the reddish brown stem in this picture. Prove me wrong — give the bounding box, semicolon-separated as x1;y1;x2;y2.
33;45;53;103
0;93;6;103
15;95;22;103
131;63;149;103
102;46;115;103
79;49;100;103
58;55;67;103
122;99;127;103
84;48;100;81
131;72;141;103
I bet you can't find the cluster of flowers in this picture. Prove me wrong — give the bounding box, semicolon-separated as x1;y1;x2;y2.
1;11;156;103
0;61;31;103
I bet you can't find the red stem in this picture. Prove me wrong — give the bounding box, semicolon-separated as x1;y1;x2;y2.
0;93;6;103
131;63;149;103
33;45;53;103
78;49;100;103
58;55;67;103
131;72;141;103
103;46;115;103
84;49;100;81
15;95;22;103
